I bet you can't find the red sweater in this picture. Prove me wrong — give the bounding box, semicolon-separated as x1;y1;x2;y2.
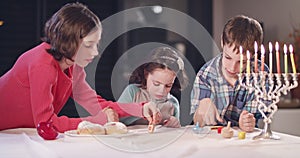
0;42;143;132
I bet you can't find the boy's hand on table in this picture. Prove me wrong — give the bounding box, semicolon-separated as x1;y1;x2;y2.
193;98;223;127
239;110;256;132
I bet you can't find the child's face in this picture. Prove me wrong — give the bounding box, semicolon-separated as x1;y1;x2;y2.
221;43;247;83
75;28;101;67
146;68;176;100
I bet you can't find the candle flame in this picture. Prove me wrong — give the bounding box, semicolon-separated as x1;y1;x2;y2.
239;46;243;54
284;44;287;54
247;50;250;59
269;42;273;53
261;44;265;55
275;42;279;52
254;41;258;53
289;44;293;53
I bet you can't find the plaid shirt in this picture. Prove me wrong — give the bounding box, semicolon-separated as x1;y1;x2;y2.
190;53;268;126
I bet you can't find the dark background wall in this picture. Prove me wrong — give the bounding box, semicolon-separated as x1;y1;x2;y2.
0;0;212;124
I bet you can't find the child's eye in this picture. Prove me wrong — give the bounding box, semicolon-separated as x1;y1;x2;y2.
165;85;172;88
84;42;98;49
84;44;93;48
225;56;231;59
153;82;160;86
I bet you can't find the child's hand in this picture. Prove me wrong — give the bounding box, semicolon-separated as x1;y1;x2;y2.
102;107;119;122
143;102;162;125
239;110;255;132
193;98;223;127
163;116;181;128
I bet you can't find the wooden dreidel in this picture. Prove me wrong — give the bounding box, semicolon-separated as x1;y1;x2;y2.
148;123;155;133
221;121;233;138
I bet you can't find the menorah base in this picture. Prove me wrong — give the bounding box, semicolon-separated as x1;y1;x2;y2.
253;122;280;140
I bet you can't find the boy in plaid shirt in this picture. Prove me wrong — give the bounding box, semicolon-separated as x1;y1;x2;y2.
191;15;268;132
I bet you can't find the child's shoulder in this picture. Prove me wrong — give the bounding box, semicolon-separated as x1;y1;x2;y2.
201;54;221;69
197;54;221;78
124;84;142;93
168;94;179;105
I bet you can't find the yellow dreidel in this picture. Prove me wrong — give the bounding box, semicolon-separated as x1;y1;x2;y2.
238;131;246;139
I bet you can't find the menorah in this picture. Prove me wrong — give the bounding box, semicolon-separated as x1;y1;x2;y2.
238;72;298;140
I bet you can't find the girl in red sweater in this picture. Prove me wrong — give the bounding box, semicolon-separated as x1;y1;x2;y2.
0;2;160;133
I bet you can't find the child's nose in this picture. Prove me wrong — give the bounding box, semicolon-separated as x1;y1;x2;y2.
229;62;240;72
91;47;99;56
158;86;167;94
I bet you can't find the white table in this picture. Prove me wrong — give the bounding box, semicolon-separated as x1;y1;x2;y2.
1;125;300;158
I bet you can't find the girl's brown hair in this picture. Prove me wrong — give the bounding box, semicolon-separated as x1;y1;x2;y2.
42;2;101;61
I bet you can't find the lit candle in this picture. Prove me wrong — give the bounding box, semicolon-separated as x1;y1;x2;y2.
247;50;250;74
289;44;297;74
261;44;265;72
254;41;258;73
269;42;273;74
284;44;288;74
240;46;243;74
275;42;281;73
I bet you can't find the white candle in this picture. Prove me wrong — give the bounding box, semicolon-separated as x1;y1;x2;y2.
275;42;281;73
261;44;265;71
269;42;273;74
240;46;243;74
284;44;288;74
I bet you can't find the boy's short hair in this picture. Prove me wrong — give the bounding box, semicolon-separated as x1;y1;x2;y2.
222;15;263;54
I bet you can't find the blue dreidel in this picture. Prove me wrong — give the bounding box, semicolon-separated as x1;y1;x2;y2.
193;122;204;134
